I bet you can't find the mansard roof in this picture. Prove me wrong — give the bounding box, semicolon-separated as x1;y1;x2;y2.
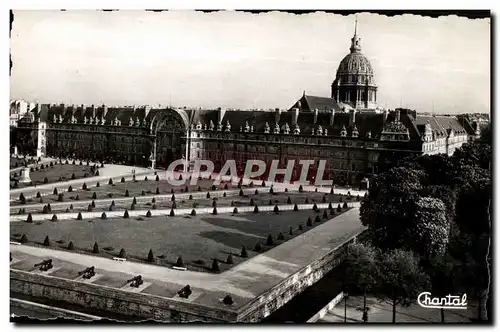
414;115;468;138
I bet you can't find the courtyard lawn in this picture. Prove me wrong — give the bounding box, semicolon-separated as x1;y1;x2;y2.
10;164;93;189
10;208;351;273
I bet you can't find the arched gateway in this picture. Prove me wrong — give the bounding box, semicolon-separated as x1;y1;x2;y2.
148;109;190;170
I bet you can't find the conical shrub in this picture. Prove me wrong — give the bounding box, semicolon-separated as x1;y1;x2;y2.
306;217;312;227
26;213;33;223
67;241;74;250
82;183;87;190
313;203;318;211
211;259;220;272
293;203;299;211
299;185;303;193
212;207;218;215
241;245;248;258
206;192;211;199
253;205;259;213
337;204;342;212
20;234;28;243
133;197;137;204
93;242;99;254
68;185;73;192
191;209;197;216
118;248;126;258
51;214;58;222
156;187;160;195
77;212;83;220
123;210;129;218
298;224;304;231
121;177;125;183
315;215;321;223
101;212;107;220
226;254;234;264
266;234;274;246
170;208;175;216
176;256;184;267
108;178;113;185
323;210;328;219
233;207;238;214
125;189;130;197
147;249;154;262
156;175;159;181
250;198;255;206
253;242;262;252
146;210;152;217
274;205;279;213
43;236;50;247
343;202;348;209
287;196;292;204
289;226;293;235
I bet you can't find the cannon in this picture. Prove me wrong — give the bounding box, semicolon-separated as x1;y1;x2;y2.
34;259;53;271
78;266;96;279
178;285;192;299
127;275;143;288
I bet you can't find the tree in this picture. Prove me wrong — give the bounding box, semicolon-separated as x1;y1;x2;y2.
293;203;298;211
378;249;430;323
191;209;197;216
51;214;58;221
77;212;83;220
43;236;50;247
226;254;234;264
26;213;33;223
345;243;381;315
212;258;220;272
67;241;75;250
146;210;152;217
427;252;461;322
123;210;129;218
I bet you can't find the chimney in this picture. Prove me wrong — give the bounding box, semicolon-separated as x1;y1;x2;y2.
103;105;108;118
218;108;226;123
313;109;318;124
395;109;400;122
292;107;299;125
349;109;357;126
91;104;96;118
145;105;151;118
329;108;335;126
275;108;281;124
383;109;388;124
62;103;67;114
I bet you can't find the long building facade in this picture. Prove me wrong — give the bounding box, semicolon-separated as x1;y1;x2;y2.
11;27;478;186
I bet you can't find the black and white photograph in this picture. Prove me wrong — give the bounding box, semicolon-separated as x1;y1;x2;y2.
7;7;493;325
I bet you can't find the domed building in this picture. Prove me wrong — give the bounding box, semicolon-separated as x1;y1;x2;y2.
331;21;378;110
289;20;380;113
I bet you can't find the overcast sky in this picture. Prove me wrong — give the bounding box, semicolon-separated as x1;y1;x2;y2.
10;10;490;113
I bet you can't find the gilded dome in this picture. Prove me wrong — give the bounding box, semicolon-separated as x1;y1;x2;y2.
337;52;374;76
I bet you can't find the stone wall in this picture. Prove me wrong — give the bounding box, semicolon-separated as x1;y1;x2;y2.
10;269;237;322
11;298;102;321
236;233;358;322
